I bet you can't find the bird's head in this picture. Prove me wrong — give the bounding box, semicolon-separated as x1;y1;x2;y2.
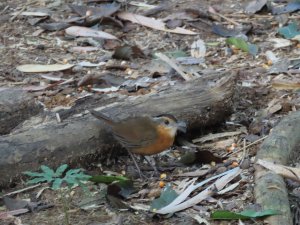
152;114;187;137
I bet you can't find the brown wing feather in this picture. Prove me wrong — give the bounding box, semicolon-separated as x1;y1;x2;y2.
110;116;158;150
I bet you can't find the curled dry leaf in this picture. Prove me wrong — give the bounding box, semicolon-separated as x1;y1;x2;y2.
65;26;117;39
269;38;292;48
69;2;120;17
257;159;300;181
117;12;197;35
155;167;242;214
244;0;267;14
191;39;206;58
265;50;279;64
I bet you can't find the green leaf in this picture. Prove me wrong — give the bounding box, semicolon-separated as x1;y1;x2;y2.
65;169;81;176
64;177;77;186
278;22;300;39
51;178;63;190
23;171;45;177
89;175;129;184
26;177;49;184
66;172;91;181
239;210;281;218
226;37;249;52
43;173;54;182
226;37;258;56
76;172;92;180
54;164;68;177
211;209;281;220
40;165;55;177
150;184;178;211
153;50;187;59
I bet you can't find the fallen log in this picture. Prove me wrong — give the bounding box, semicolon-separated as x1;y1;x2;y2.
255;110;300;225
0;88;42;135
0;72;236;187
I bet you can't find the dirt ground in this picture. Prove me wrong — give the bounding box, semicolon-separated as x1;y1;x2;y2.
1;0;299;224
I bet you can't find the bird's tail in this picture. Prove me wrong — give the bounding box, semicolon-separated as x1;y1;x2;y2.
90;110;115;125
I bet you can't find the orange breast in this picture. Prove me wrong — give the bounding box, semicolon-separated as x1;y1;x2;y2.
131;125;175;155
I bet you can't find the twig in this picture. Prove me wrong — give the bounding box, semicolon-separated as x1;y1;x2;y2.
210;11;241;26
224;13;273;18
155;53;193;81
2;184;41;197
10;0;39;22
226;135;268;157
239;138;247;164
10;6;26;22
0;5;9;15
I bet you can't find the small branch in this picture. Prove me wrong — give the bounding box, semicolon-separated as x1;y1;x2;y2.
210;11;241;26
155;53;193;81
2;184;41;197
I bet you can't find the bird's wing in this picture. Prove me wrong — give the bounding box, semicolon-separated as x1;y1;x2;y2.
111;116;158;149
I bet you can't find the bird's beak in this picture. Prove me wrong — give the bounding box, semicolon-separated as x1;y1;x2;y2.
177;121;187;133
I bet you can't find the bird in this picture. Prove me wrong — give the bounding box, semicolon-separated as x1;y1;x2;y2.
90;110;187;177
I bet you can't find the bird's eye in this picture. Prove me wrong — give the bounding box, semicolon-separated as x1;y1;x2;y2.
164;120;170;125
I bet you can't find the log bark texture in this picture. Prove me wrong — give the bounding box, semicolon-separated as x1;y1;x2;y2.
0;72;235;187
255;110;300;225
0;88;42;135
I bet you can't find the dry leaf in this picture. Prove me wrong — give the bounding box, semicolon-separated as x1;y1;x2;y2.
65;26;117;39
69;46;99;53
257;159;300;181
272;79;300;90
117;12;197;35
40;74;65;81
156;167;242;214
191;39;206;58
91;86;119;93
11;12;50;17
268;38;292;49
17;64;74;73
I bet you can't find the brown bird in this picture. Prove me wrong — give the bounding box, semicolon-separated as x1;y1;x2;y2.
90;110;186;177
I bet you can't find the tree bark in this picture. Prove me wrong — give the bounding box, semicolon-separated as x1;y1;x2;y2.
0;88;42;135
255;110;300;225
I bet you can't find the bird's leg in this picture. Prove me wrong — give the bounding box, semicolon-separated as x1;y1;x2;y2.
143;156;159;175
126;149;147;179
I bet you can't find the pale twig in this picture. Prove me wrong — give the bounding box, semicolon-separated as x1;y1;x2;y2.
155;53;193;81
210;11;241;26
2;184;41;197
10;6;26;21
10;0;39;22
226;135;268;157
0;5;9;15
223;13;273;18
